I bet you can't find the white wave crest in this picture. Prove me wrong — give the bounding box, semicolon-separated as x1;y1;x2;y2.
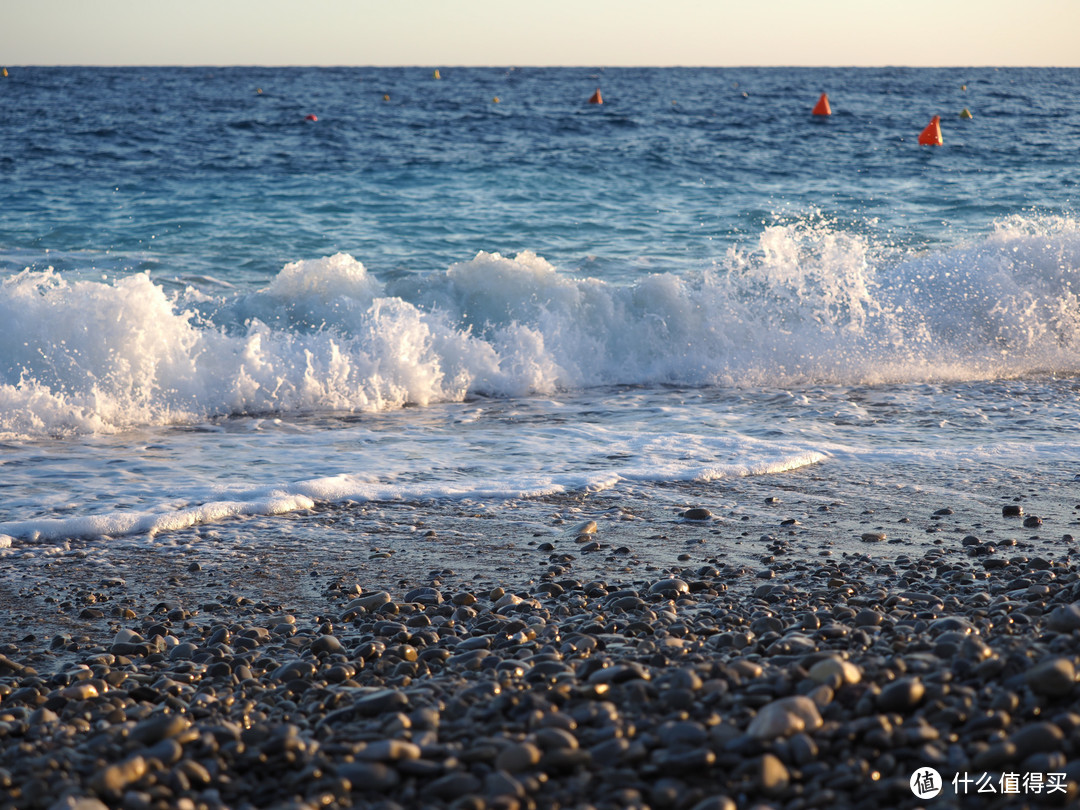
2;214;1079;438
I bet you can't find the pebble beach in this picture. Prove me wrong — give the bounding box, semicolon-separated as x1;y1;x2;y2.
4;470;1080;810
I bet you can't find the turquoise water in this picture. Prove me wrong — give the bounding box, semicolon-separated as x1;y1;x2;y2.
0;67;1078;548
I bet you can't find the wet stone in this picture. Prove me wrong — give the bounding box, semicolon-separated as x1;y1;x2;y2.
649;578;689;597
682;508;712;520
311;634;343;655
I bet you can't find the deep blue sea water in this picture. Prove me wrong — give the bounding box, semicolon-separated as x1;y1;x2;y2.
0;67;1078;554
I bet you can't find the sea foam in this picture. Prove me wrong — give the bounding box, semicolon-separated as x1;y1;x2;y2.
2;214;1078;439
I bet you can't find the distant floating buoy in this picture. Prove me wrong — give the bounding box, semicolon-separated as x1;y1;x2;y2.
959;107;973;119
588;88;602;105
812;92;831;116
305;114;318;122
433;69;441;80
917;115;943;146
961;84;967;91
383;94;390;101
1;68;7;78
256;87;263;95
492;96;500;103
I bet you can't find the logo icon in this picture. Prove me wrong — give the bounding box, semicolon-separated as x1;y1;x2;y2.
911;767;942;799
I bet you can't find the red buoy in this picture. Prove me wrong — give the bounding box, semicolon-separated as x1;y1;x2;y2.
588;89;603;105
305;114;318;122
812;93;831;116
917;115;943;146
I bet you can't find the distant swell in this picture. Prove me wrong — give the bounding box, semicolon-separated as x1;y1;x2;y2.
2;214;1079;438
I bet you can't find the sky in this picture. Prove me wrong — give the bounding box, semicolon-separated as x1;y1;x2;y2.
3;0;1079;67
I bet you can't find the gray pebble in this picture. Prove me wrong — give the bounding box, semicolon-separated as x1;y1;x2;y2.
1026;657;1076;697
877;677;925;712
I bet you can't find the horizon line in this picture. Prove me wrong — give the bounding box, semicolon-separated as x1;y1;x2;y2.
6;64;1080;70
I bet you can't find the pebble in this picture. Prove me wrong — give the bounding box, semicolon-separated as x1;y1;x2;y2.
1047;603;1080;633
91;756;146;795
337;761;400;791
808;656;861;686
682;508;712;520
757;753;790;795
1010;722;1065;753
877;677;925;712
747;696;823;739
1026;657;1076;697
495;742;543;773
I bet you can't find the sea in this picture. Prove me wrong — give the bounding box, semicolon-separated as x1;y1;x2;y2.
1;67;1078;571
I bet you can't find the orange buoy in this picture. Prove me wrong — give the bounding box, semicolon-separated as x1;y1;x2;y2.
917;115;943;146
959;108;973;120
588;88;603;105
382;94;390;101
812;93;831;116
305;114;318;122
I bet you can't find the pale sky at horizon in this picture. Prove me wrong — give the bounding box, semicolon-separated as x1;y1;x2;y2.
3;0;1078;68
